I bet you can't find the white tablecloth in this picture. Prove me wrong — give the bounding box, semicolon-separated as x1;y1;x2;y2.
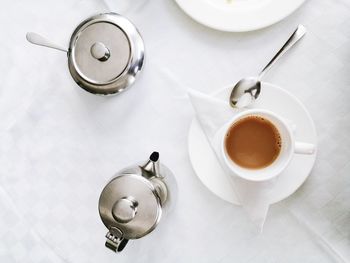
0;0;349;262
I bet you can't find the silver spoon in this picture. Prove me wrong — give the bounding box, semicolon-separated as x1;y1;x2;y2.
26;32;67;53
26;32;111;61
230;25;307;107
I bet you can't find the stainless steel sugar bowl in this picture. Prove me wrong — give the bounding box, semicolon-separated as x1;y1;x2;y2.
27;12;144;96
98;152;177;252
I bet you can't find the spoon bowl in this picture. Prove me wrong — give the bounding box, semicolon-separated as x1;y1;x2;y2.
230;77;261;107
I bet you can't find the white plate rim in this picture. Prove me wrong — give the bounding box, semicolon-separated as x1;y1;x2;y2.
175;0;306;32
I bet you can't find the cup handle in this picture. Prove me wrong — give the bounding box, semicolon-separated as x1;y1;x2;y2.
294;142;316;154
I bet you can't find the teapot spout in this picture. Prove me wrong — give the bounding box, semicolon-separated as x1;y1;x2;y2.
141;152;161;178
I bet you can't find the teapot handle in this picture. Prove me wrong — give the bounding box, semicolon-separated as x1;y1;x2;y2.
105;228;129;252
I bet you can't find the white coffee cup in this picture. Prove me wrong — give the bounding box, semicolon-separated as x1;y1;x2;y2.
221;109;315;182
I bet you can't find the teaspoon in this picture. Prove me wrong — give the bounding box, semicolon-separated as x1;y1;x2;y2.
26;32;67;53
230;25;307;107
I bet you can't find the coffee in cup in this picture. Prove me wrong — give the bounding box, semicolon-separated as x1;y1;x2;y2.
221;109;316;182
224;115;281;169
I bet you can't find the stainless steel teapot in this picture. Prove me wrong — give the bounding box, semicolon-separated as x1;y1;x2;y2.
98;152;177;252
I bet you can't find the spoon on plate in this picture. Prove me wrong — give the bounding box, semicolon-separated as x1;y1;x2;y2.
230;25;307;108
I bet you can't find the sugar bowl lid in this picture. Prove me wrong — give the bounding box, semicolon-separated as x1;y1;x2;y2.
68;13;144;95
98;173;162;240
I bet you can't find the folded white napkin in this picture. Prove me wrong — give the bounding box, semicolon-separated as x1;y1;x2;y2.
188;89;275;231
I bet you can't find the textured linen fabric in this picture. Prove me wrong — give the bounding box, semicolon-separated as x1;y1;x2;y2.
0;0;349;262
0;186;64;263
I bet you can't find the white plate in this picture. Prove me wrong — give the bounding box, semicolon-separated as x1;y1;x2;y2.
188;83;317;205
175;0;305;32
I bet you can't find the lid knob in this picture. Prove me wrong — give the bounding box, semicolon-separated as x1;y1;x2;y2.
112;197;138;223
90;42;110;62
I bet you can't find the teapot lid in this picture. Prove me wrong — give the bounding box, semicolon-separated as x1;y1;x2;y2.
68;13;144;95
98;173;162;240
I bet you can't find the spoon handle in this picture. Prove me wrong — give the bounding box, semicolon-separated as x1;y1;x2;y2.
258;25;306;79
26;32;67;53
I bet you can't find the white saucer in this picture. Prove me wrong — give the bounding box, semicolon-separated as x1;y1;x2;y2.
175;0;305;32
188;83;317;205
